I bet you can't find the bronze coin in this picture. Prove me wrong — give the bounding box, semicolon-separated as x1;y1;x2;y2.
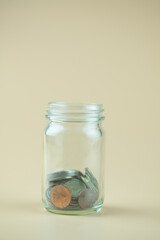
50;185;71;209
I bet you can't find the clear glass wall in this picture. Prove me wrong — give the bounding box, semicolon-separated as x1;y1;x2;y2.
42;102;105;215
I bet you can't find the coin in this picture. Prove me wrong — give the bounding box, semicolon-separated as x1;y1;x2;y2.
50;185;71;209
63;178;86;198
81;168;99;196
46;186;54;201
85;168;99;189
48;179;67;187
48;170;83;182
46;168;99;210
78;189;98;209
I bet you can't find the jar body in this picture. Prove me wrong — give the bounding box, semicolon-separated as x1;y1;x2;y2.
42;103;105;215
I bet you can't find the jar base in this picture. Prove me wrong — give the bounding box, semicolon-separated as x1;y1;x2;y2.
43;201;103;215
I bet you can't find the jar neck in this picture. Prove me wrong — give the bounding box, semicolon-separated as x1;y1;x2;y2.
46;102;105;123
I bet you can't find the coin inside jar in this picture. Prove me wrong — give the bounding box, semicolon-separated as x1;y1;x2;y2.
78;189;98;209
50;185;71;209
63;178;86;198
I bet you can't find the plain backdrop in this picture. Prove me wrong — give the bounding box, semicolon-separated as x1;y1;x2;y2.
0;1;160;240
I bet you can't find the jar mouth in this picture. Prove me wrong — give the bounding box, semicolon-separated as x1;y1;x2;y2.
46;102;105;122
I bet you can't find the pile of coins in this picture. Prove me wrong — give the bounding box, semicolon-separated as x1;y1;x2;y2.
45;168;99;210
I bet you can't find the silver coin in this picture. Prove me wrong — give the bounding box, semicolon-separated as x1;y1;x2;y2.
85;168;99;189
81;168;99;194
63;178;86;198
47;170;83;182
78;189;98;209
70;200;79;206
48;179;68;186
45;186;54;201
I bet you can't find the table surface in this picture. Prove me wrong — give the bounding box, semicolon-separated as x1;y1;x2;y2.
1;194;160;240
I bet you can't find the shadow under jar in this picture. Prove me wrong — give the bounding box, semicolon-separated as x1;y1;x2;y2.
42;102;105;215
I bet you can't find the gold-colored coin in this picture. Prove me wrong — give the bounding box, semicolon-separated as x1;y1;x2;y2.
50;185;71;209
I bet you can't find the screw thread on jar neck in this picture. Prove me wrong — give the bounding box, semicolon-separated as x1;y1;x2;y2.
46;102;105;122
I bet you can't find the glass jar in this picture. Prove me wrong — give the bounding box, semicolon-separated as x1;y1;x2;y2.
42;102;105;215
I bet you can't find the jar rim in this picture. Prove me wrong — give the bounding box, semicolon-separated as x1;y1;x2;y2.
46;102;105;122
49;101;103;110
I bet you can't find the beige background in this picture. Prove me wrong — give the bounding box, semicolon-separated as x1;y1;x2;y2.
0;0;160;239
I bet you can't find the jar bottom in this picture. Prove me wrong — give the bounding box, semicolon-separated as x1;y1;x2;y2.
42;200;103;215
